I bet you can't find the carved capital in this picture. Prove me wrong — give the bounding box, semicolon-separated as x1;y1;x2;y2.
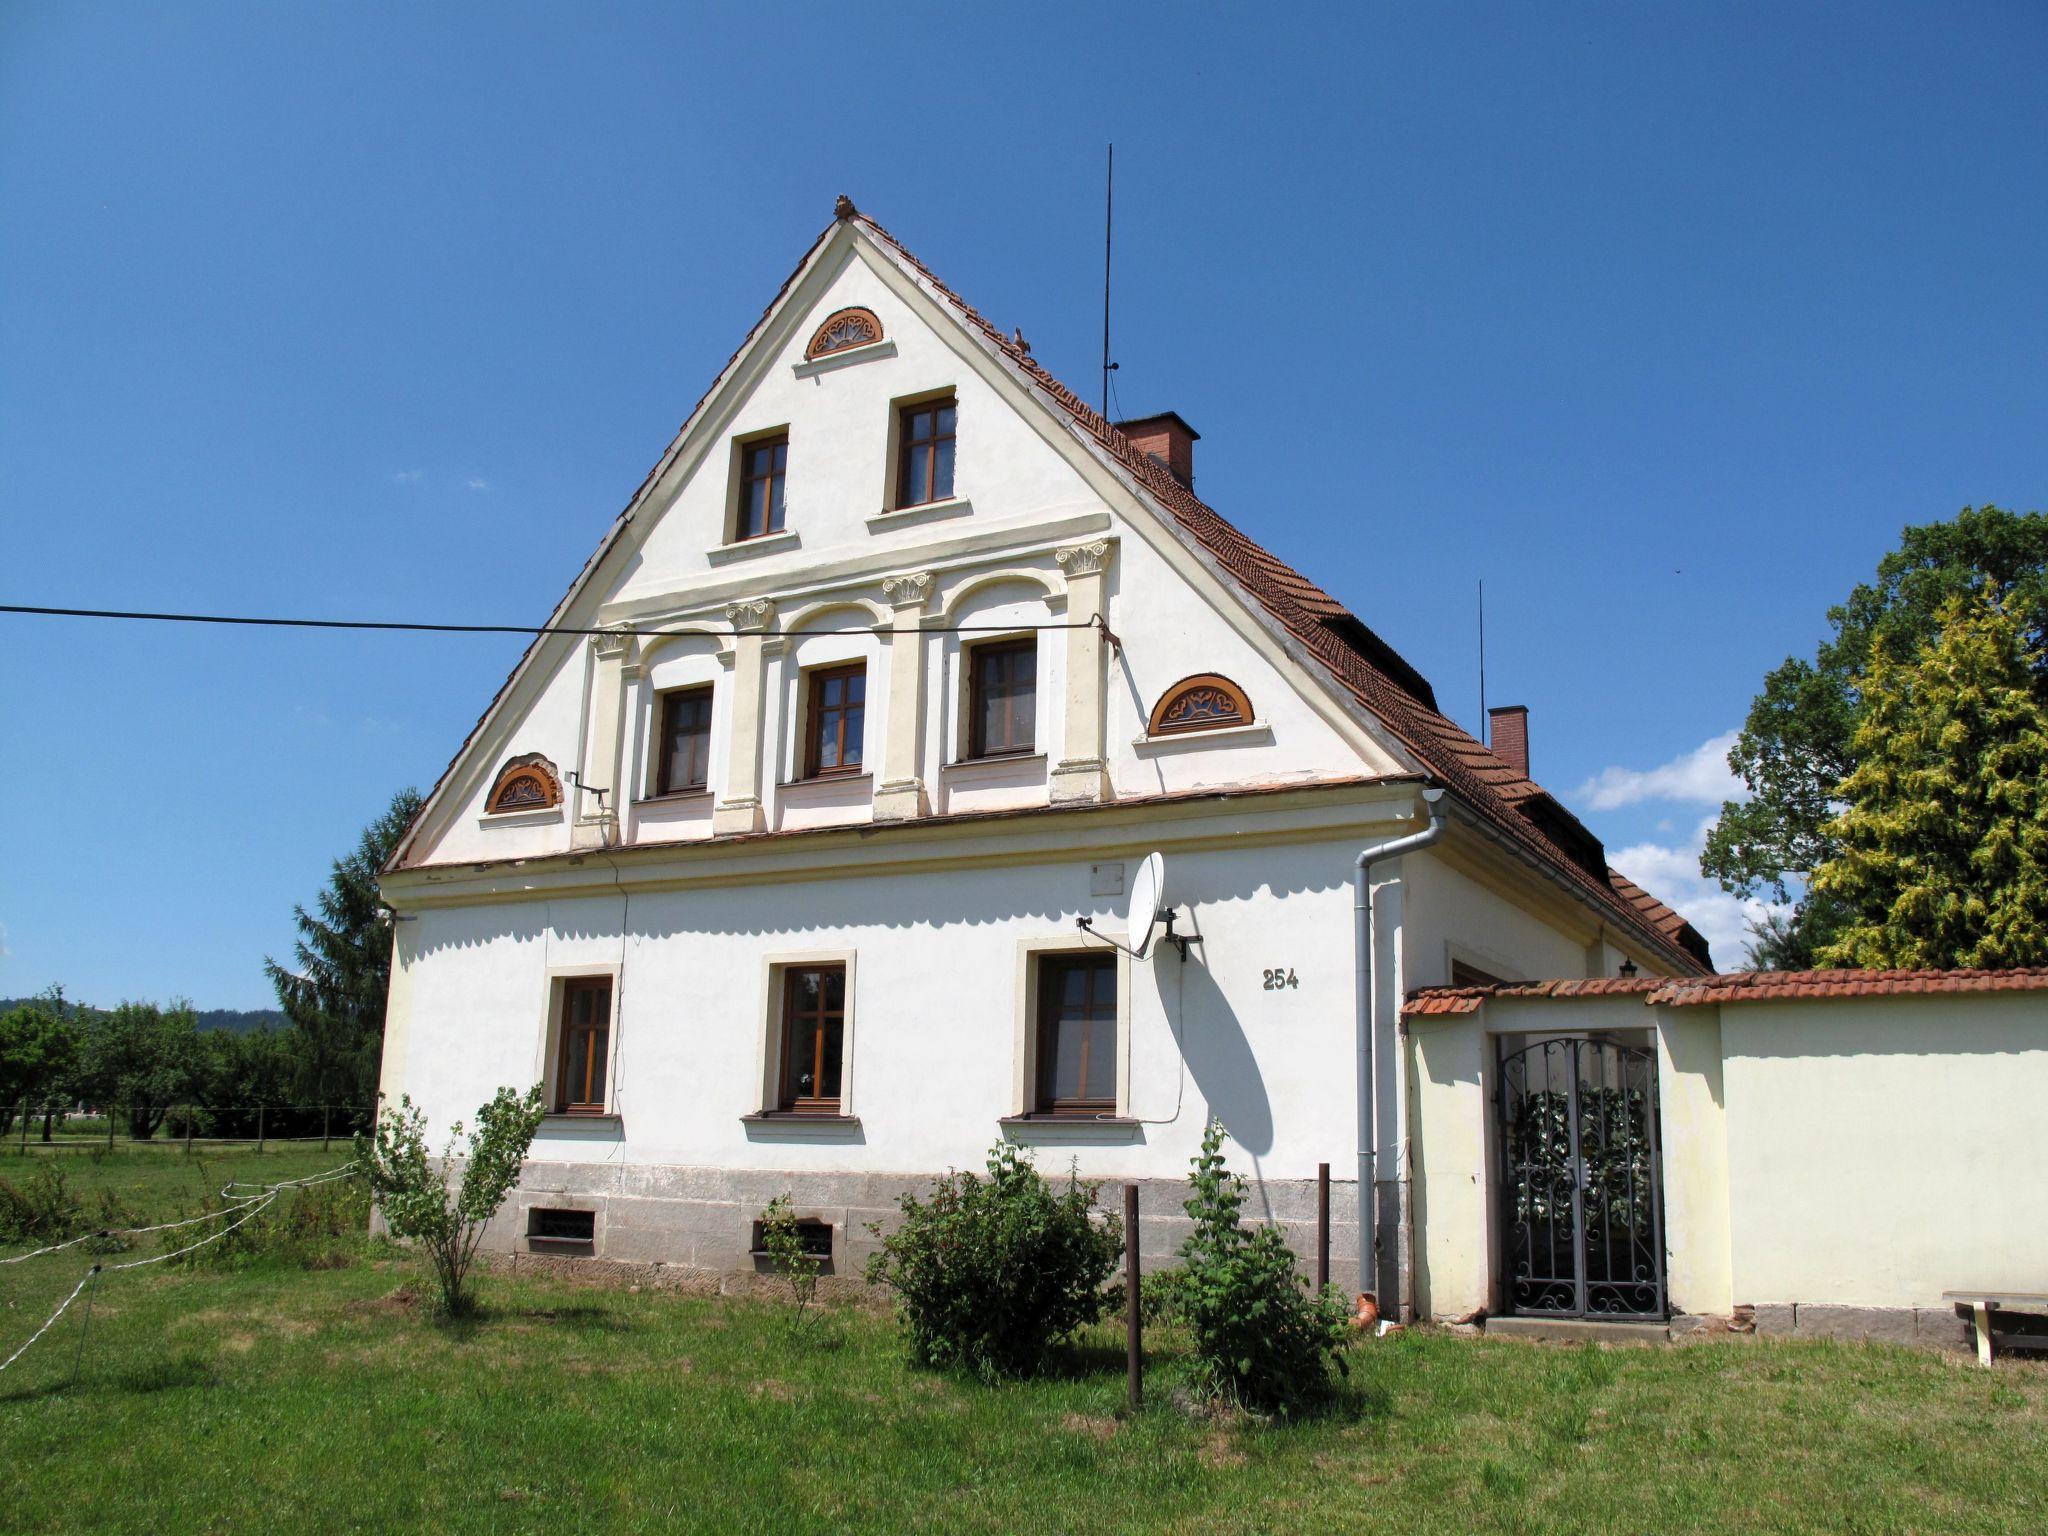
591;624;635;662
1054;540;1115;578
880;570;934;610
723;597;777;633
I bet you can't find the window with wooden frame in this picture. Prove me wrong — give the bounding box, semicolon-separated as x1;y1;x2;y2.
554;976;612;1114
802;662;867;778
654;686;714;796
777;964;846;1114
896;396;956;508
1034;953;1118;1115
1147;674;1253;736
486;756;561;814
967;637;1036;759
736;434;789;540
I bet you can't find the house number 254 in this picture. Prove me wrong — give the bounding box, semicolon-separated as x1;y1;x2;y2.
1262;968;1298;991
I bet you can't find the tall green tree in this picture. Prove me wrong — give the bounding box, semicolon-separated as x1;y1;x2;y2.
1810;587;2048;969
266;788;422;1110
73;1000;202;1137
0;989;79;1139
1703;506;2048;959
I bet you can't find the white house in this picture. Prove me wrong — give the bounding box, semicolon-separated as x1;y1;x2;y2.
375;195;1732;1320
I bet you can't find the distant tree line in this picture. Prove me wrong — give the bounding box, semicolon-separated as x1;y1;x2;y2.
0;788;421;1140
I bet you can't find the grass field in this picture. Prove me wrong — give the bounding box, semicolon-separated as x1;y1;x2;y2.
2;1153;2043;1534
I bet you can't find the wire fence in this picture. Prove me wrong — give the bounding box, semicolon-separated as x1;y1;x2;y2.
5;1103;376;1155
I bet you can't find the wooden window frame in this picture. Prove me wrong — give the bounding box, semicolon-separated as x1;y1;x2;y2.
804;307;883;360
654;685;714;796
1147;673;1254;736
802;661;867;780
553;975;613;1115
966;636;1037;760
895;395;957;509
776;962;847;1115
486;757;562;814
735;432;789;541
1033;952;1120;1116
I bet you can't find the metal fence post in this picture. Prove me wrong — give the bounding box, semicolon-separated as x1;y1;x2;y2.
257;1106;266;1155
1317;1162;1330;1292
185;1106;195;1155
322;1105;331;1152
1124;1182;1142;1414
107;1108;116;1151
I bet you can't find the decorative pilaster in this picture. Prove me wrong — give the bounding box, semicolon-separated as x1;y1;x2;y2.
713;598;776;835
573;624;636;848
874;571;934;821
1051;540;1116;804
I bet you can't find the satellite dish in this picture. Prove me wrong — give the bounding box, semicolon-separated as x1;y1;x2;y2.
1125;852;1168;959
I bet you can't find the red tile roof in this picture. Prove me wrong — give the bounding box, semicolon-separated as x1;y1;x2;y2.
1405;967;2048;1018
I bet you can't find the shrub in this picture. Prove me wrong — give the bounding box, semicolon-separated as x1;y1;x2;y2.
865;1140;1122;1381
759;1194;824;1325
0;1162;129;1245
356;1086;546;1317
1174;1119;1350;1415
167;1173;372;1271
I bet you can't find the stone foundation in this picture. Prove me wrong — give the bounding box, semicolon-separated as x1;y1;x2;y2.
478;1160;1362;1294
1742;1301;1974;1352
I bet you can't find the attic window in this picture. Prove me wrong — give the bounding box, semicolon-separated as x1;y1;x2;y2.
805;307;883;360
486;756;562;814
1148;674;1252;736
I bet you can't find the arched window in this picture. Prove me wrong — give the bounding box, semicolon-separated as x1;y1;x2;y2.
804;307;883;360
485;755;562;814
1148;674;1253;736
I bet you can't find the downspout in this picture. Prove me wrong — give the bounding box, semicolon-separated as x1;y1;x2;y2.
1354;785;1447;1314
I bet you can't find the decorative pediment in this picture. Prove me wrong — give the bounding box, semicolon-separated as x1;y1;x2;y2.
804;307;884;361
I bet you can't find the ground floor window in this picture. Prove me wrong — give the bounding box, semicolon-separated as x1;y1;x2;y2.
556;976;612;1113
1035;953;1117;1115
779;963;847;1113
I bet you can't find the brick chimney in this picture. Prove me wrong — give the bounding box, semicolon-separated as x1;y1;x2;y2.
1488;705;1530;778
1115;411;1199;490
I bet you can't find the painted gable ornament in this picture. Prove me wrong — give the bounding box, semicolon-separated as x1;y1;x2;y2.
804;307;884;361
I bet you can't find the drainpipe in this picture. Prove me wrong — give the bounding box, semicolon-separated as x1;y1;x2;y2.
1353;785;1447;1315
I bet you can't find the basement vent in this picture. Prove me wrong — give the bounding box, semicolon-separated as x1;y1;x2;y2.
750;1216;833;1268
528;1208;596;1249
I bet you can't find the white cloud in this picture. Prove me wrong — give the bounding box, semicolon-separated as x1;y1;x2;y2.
1610;817;1788;970
465;477;488;492
392;469;423;484
1576;731;1741;812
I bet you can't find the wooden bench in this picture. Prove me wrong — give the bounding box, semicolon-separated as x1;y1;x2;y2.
1942;1291;2048;1366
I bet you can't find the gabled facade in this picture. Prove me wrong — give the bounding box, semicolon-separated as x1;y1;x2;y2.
378;198;1708;1310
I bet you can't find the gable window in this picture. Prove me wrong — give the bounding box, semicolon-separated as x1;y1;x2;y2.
1035;953;1117;1115
737;434;788;540
968;637;1036;759
803;663;867;778
896;397;956;508
655;686;713;795
1148;674;1253;736
805;306;883;360
555;976;612;1114
778;963;846;1113
486;756;562;814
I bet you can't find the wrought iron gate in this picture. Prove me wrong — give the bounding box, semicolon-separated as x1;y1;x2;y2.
1497;1036;1667;1319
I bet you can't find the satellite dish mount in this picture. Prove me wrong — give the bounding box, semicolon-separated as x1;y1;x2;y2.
1078;852;1199;960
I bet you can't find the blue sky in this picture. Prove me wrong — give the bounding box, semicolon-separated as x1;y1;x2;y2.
2;3;2043;1005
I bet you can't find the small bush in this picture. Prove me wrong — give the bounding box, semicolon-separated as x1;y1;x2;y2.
759;1194;824;1326
1175;1119;1350;1416
865;1140;1122;1381
167;1174;372;1271
0;1162;129;1245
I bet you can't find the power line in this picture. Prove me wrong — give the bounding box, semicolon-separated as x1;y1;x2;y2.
0;604;1100;639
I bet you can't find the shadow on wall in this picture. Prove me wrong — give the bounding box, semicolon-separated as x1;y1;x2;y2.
1157;941;1274;1159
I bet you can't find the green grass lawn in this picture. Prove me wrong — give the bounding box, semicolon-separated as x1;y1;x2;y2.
2;1154;2043;1535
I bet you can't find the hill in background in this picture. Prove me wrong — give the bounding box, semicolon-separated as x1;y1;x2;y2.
0;998;286;1033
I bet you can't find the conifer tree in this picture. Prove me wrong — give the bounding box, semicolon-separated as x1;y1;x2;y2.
1812;587;2048;968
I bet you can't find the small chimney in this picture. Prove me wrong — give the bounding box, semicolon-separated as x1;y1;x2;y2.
1115;411;1199;490
1489;705;1530;778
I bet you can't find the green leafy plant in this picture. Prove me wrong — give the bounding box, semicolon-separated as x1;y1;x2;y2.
865;1140;1122;1381
0;1161;127;1244
355;1086;545;1317
168;1174;372;1271
759;1193;825;1326
1174;1119;1350;1416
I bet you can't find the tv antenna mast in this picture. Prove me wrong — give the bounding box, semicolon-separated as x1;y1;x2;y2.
1101;143;1119;418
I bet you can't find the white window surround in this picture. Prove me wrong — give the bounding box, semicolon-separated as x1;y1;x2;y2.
709;529;802;565
866;496;973;533
478;805;566;829
1131;719;1274;752
751;948;860;1122
941;752;1047;782
1007;933;1133;1124
535;964;622;1121
791;338;896;378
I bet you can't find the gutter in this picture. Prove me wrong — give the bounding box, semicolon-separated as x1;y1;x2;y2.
1353;785;1447;1315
